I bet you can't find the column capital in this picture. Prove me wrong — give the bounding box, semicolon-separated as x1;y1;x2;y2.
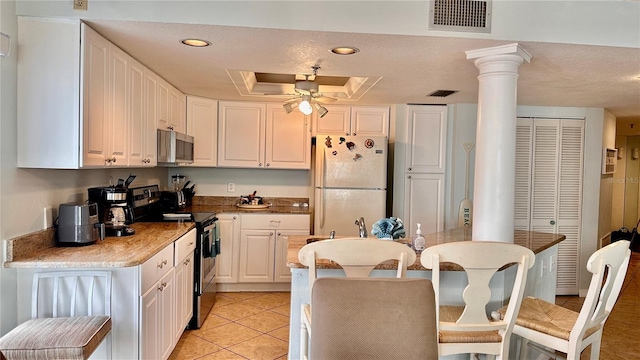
465;43;531;63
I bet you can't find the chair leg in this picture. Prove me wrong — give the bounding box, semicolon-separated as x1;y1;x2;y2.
300;318;309;360
590;339;601;360
519;336;530;360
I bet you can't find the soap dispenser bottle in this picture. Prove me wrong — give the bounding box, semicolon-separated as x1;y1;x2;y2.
412;223;426;253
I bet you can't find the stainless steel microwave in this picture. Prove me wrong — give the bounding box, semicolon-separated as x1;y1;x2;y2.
157;129;194;166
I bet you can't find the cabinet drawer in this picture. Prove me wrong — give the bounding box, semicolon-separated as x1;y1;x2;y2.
141;243;174;291
241;214;309;230
174;228;197;265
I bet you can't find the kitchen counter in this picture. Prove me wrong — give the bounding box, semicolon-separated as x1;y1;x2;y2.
4;222;195;269
286;228;566;359
189;195;311;215
286;228;566;271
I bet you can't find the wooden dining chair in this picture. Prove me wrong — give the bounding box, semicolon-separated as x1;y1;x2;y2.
297;238;417;360
0;271;112;360
420;241;535;360
501;240;631;360
310;277;439;360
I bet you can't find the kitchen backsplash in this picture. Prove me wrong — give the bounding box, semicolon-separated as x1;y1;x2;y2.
192;196;309;207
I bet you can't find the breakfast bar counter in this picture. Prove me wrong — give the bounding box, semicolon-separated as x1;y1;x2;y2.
286;228;565;360
286;228;566;270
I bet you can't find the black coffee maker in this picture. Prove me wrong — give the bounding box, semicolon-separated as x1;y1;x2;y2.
88;175;136;237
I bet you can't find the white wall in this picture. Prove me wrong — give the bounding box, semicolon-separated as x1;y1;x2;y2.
166;167;313;199
14;1;640;49
599;110;617;245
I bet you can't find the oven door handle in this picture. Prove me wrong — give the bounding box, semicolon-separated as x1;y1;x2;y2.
214;237;221;257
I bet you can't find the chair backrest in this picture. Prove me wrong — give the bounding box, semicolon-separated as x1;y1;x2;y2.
420;241;535;335
298;238;417;290
32;271;112;319
310;277;439;360
570;240;631;343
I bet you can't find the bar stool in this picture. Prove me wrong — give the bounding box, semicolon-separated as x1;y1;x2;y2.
0;271;112;360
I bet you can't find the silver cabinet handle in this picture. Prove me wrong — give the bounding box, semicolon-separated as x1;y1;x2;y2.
407;175;412;179
233;216;237;220
408;167;412;171
188;242;194;246
266;163;270;167
157;259;168;268
168;126;174;130
353;132;357;136
258;163;263;167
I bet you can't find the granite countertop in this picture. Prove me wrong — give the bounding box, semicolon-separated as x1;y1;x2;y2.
4;222;195;269
286;228;566;271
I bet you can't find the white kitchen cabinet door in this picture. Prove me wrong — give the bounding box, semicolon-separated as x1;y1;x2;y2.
405;105;447;173
313;105;351;136
140;281;160;360
143;69;159;166
174;251;194;343
274;230;308;282
157;78;171;131
128;57;146;166
82;25;110;167
265;104;311;169
515;117;584;295
170;86;187;133
187;96;218;167
216;214;240;283
159;268;175;360
106;43;130;167
218;101;266;168
404;173;445;237
239;230;274;283
351;106;390;137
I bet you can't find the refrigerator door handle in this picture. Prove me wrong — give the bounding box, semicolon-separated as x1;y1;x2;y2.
317;146;325;188
319;189;325;229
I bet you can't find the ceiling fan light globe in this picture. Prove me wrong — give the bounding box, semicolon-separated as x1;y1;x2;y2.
299;100;313;115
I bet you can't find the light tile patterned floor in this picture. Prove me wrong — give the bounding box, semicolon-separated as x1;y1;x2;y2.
170;252;640;360
170;292;290;360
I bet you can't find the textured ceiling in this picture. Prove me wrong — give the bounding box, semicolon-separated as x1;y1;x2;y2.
85;20;640;119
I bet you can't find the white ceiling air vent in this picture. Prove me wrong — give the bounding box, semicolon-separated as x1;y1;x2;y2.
429;0;492;33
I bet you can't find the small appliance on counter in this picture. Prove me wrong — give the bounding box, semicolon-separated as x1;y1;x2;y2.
88;175;136;237
160;174;196;210
56;202;105;246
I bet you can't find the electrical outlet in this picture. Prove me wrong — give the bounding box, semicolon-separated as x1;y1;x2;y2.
73;0;88;11
227;182;235;192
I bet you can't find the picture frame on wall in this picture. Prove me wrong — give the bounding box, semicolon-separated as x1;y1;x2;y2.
602;148;617;175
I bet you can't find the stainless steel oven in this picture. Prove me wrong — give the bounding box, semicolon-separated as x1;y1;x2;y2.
189;213;219;329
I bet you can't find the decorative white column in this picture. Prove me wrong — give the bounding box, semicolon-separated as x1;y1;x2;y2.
465;43;531;243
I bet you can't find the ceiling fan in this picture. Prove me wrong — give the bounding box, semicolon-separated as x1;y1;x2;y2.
280;66;335;118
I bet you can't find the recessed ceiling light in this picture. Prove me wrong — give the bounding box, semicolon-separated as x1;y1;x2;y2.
181;39;210;47
330;46;359;55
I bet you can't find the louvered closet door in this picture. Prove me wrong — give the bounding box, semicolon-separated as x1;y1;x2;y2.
514;119;533;231
517;118;584;295
555;120;584;295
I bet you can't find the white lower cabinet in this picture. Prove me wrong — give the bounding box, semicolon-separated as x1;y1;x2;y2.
238;214;309;283
216;214;240;283
139;228;196;360
404;173;445;236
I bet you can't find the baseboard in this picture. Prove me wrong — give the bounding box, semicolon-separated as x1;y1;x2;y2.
579;288;589;297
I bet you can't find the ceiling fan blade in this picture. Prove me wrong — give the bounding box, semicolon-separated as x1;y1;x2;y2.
315;96;337;103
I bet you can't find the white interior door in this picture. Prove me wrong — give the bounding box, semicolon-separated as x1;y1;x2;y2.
314;188;386;237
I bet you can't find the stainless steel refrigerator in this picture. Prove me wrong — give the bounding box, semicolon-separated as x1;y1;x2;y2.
314;134;388;236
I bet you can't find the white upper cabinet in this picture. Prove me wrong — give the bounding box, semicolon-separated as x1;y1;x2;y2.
313;105;389;137
265;104;311;169
351;106;390;137
218;101;266;168
81;24;111;167
186;96;218;167
158;78;187;133
405;105;448;173
218;101;310;169
16;18;169;169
